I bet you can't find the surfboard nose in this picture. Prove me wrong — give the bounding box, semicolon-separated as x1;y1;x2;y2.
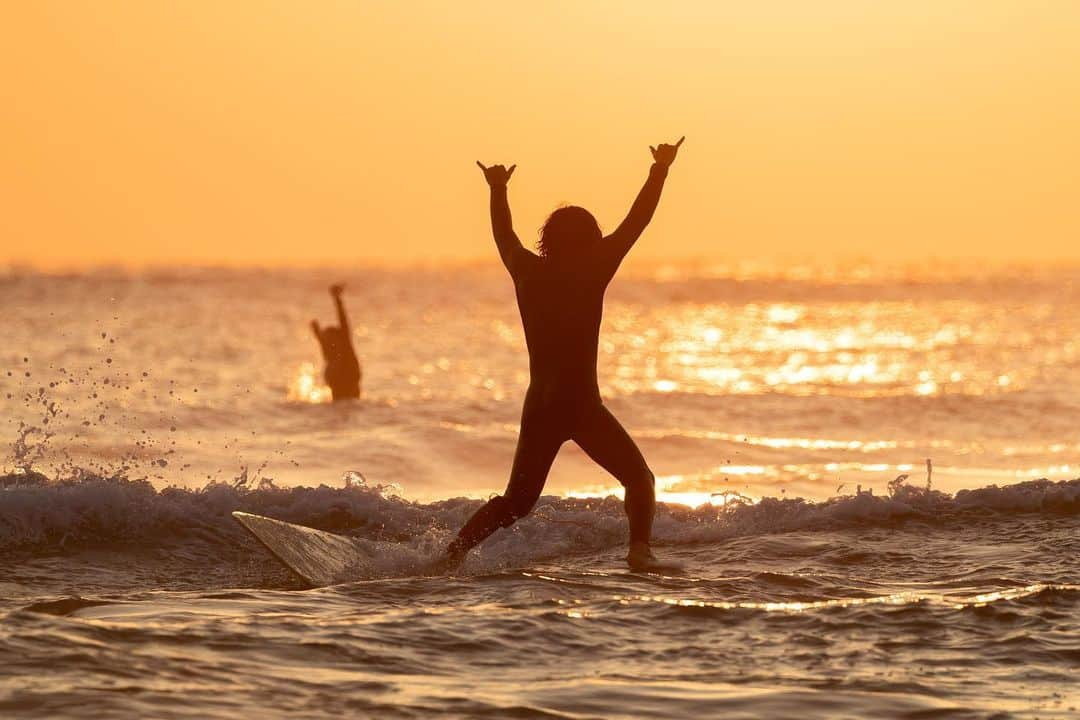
232;511;373;587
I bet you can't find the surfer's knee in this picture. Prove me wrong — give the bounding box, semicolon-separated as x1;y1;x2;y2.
497;492;538;525
620;467;655;494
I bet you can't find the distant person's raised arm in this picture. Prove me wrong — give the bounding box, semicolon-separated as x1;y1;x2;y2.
604;137;684;270
477;162;531;276
330;283;350;336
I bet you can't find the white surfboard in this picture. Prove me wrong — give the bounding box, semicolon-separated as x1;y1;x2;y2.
232;511;374;587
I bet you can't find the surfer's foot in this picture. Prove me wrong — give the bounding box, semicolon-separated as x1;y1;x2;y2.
627;542;683;573
626;542;656;571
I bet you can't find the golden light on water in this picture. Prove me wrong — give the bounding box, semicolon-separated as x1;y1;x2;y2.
287;362;332;404
638;429;904;452
601;300;1051;400
525;576;1076;620
611;583;1066;615
567;471;765;509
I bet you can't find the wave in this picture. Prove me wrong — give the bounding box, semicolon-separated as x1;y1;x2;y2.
2;467;1076;558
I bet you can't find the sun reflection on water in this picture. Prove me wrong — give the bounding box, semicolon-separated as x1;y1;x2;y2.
608;583;1065;614
600;300;1049;399
566;471;765;509
287;362;333;404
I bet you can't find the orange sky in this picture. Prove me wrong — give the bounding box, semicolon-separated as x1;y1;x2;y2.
2;1;1078;269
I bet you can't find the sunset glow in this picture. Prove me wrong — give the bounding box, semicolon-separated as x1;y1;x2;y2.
3;1;1078;268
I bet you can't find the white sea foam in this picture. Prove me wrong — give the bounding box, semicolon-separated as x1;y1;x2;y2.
2;468;1075;565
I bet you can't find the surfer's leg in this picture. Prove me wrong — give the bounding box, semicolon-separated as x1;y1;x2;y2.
444;415;564;564
571;404;656;549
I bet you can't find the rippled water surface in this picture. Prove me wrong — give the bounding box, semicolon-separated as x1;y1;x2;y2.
1;265;1078;718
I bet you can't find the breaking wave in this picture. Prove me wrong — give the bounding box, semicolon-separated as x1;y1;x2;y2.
2;467;1076;559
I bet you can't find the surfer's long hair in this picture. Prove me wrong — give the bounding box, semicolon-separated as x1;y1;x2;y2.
538;206;602;260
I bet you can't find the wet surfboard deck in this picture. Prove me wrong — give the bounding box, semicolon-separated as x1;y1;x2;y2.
232;511;374;587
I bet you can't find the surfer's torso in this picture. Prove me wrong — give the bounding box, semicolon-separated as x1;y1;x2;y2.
512;253;612;409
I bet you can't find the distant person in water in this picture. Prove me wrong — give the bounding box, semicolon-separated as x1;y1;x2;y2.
439;137;685;572
311;283;361;401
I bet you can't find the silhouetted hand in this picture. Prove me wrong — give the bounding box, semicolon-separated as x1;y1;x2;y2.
476;162;516;187
310;319;322;336
329;283;345;297
649;137;685;168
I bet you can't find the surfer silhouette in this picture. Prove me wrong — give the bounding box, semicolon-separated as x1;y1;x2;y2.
311;283;361;401
439;137;685;572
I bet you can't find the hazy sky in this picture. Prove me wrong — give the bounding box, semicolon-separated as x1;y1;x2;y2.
3;1;1078;268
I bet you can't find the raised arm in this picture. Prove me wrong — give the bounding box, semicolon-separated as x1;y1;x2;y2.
310;319;328;355
329;284;350;335
604;137;684;269
477;162;532;276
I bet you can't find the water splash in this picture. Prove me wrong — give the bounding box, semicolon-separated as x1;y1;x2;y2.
2;465;1075;560
287;362;332;404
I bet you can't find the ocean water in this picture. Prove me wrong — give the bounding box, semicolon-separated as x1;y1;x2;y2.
1;264;1078;719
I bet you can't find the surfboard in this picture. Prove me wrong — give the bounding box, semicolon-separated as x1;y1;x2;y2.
232;511;374;587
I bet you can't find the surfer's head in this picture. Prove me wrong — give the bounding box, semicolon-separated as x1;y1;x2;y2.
538;206;602;261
